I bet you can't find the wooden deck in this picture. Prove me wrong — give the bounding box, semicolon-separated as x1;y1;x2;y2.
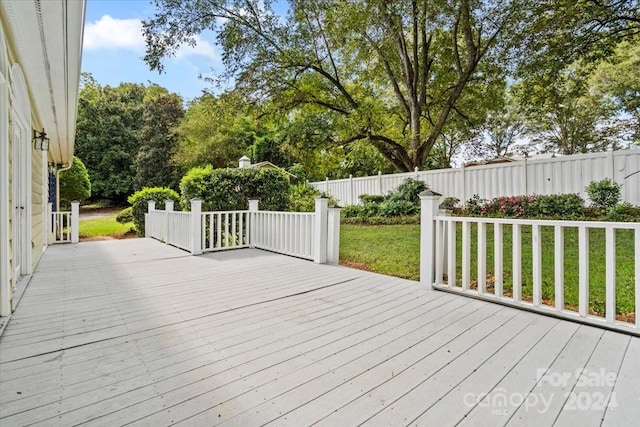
0;239;638;426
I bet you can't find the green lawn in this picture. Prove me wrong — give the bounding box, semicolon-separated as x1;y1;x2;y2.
79;215;134;238
340;223;636;319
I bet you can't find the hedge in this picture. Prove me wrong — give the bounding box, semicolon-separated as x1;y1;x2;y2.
180;166;290;211
128;187;180;236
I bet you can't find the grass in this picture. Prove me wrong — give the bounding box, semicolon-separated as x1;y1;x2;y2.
79;214;135;238
340;223;636;320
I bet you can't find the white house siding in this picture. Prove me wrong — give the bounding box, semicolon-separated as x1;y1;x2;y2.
31;149;44;270
0;17;10;317
0;1;86;319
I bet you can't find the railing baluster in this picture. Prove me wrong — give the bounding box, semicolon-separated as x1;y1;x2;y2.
578;226;589;317
447;220;456;287
555;226;564;312
435;219;444;284
462;221;470;291
216;213;222;248
478;222;487;294
494;223;503;297
605;227;616;323
532;224;542;306
512;223;522;303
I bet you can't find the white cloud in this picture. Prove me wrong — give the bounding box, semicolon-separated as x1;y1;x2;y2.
84;15;220;62
83;15;145;52
175;35;220;61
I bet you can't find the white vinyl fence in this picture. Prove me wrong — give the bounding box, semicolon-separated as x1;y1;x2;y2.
419;193;640;336
47;201;79;244
145;198;340;264
310;148;640;206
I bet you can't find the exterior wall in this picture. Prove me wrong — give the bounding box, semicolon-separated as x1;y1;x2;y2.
0;18;10;316
31;148;45;269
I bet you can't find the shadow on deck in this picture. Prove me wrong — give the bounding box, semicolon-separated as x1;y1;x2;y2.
0;238;638;426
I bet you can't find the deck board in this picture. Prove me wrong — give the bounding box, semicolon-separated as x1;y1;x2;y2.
1;238;638;426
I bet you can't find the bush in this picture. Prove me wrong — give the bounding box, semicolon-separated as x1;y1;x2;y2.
59;156;91;204
586;178;621;210
466;194;487;215
116;207;133;224
378;200;418;217
289;183;321;212
530;193;584;218
605;203;640;222
387;178;428;204
341;214;420;225
342;203;380;219
359;194;385;204
180;167;290;211
440;197;460;210
128;187;180;236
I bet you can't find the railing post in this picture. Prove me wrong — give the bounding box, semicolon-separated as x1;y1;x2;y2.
378;171;383;196
190;198;202;255
314;196;329;264
327;206;341;265
164;200;174;245
47;202;53;244
420;190;442;290
71;201;79;244
248;199;259;248
146;200;156;238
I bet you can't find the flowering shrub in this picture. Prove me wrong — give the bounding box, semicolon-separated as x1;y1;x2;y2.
480;195;536;217
465;193;585;219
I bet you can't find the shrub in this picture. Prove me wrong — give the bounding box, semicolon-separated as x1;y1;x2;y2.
342;203;380;219
530;193;584;218
59;156;91;204
289;183;321;212
586;178;621;210
480;195;536;217
466;194;488;215
387;178;428;204
440;197;460;210
180;167;290;211
359;194;385;204
128;187;180;236
378;200;418;217
341;214;420;225
605;203;640;222
116;207;133;224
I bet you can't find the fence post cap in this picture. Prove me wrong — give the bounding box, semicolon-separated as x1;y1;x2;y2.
189;198;202;202
248;198;259;201
419;190;442;198
314;195;329;199
71;200;79;204
328;205;342;209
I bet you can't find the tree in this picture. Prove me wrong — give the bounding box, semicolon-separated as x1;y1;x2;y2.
590;38;640;143
513;61;621;155
143;0;519;171
516;0;640;71
134;93;185;190
175;92;263;171
59;156;91;205
75;74;146;203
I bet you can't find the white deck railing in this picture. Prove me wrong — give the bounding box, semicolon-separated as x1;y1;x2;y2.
419;193;640;336
48;202;79;244
202;211;250;252
252;211;315;260
145;198;340;264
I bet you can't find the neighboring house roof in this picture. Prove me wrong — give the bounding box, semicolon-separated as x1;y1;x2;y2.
239;157;297;178
1;0;85;166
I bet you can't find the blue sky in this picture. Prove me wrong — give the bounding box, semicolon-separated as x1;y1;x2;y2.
82;0;223;101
